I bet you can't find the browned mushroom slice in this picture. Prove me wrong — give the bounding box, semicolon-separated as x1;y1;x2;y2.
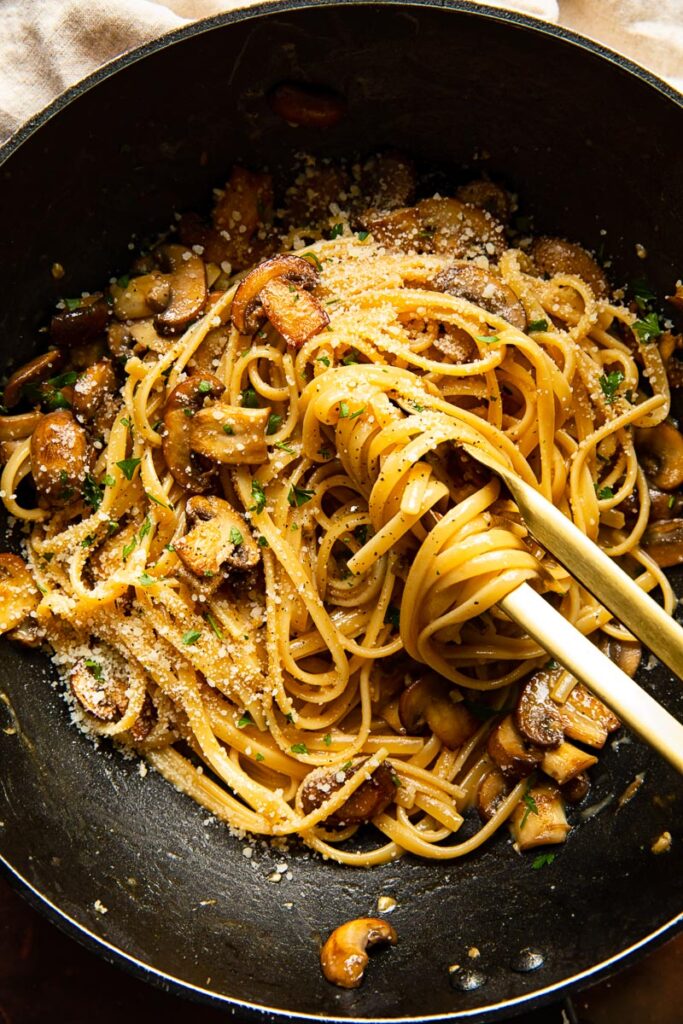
300;760;396;827
510;783;570;850
359;206;422;251
455;180;512;223
174;495;260;585
211;166;274;271
642;518;683;568
269;82;346;128
190;404;269;465
231;254;322;335
561;771;591;805
162;373;225;492
178;212;234;267
541;741;598;786
190;326;229;373
0;409;42;442
398;675;478;749
70;658;126;721
530;236;609;298
359;152;416;211
667;283;683;313
320;918;397;989
286;163;351;226
153;245;207;336
50;298;110;347
634;421;683;491
558;683;620;749
515;670;564;748
72;359;118;423
30;410;89;506
487;714;543;778
476;768;509;821
111;272;171;320
597;634;642;678
3;350;65;409
259;278;330;348
416;197;506;260
433;264;527;331
6;615;46;648
0;554;39;634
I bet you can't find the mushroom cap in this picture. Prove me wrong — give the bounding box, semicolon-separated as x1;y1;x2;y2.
3;350;65;409
300;760;395;827
230;253;321;336
29;409;89;506
530;236;608;298
433;264;527;332
153;244;207;336
635;421;683;492
399;674;478;749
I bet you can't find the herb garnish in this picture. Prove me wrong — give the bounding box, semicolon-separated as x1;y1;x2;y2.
116;457;141;481
528;319;549;333
236;713;254;729
599;370;624;404
291;742;309;755
520;793;539;829
229;527;243;547
266;413;282;435
287;485;315;508
250;480;267;514
182;629;202;646
532;852;556;869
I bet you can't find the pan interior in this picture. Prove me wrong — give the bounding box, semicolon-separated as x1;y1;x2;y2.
0;4;682;1020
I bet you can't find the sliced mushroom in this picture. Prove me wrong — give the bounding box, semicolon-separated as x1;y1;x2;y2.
597;634;642;679
510;783;570;850
107;321;134;361
399;674;478;749
476;768;509;821
285;163;351;226
50;298;109;347
190;325;229;373
635;421;683;491
211;166;274;271
162;373;225;492
174;495;260;587
300;760;396;827
153;245;207;336
111;272;171;320
415;197;506;260
320;918;397;989
0;410;42;442
260;277;330;348
30;410;89;506
558;683;620;749
190;404;270;465
179;212;234;268
642;518;683;568
359;151;416;211
69;659;154;741
541;741;598;785
515;670;564;748
360;206;422;251
487;714;543;778
3;350;65;409
269;82;346;128
72;359;118;424
433;265;527;331
231;254;325;337
456;180;512;223
0;554;39;634
530;236;608;298
561;771;591;805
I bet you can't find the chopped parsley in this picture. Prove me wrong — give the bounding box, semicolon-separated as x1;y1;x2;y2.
138;572;157;586
182;629;202;646
249;479;267;515
62;297;82;311
255;752;265;762
139;517;151;540
197;380;212;394
520;792;539;829
338;401;364;419
229;527;243;547
528;318;549;333
317;355;331;367
122;537;137;561
330;223;344;239
356;230;370;241
80;535;94;548
83;473;104;512
668;495;676;509
475;334;500;344
633;312;662;343
266;413;282;435
323;733;332;746
116;457;141;481
84;659;103;681
302;252;323;272
274;441;295;453
341;760;353;772
285;712;295;724
287;485;315;508
223;423;235;435
146;491;173;511
391;773;402;788
236;713;253;729
257;535;269;548
291;742;309;755
384;605;400;629
599;370;624;404
631;279;656;312
532;852;556;869
341;350;359;365
595;485;614;500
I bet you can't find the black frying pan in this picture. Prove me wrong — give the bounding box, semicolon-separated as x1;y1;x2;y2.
1;3;682;1020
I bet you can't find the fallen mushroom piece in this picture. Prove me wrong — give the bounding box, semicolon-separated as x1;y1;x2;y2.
162;373;225;492
190;404;270;465
0;410;42;442
360;206;422;251
30;409;89;506
174;495;260;586
300;760;396;827
415;197;506;260
153;245;207;336
642;518;683;568
477;768;509;821
634;421;683;491
511;783;570;850
3;350;65;409
0;554;39;634
210;166;275;271
70;658;126;721
259;277;330;348
286;163;351;226
111;272;171;320
456;180;512;223
597;634;641;679
359;151;416;211
72;359;118;423
541;741;598;785
561;772;591;805
399;674;478;749
320;918;397;989
50;298;110;347
487;715;543;778
433;265;527;332
269;82;346;128
231;253;322;336
558;684;620;749
530;236;608;298
515;670;564;748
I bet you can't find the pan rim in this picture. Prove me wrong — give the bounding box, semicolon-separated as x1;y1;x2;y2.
0;0;681;1019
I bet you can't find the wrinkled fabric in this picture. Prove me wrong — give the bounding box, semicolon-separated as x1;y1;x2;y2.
0;0;679;145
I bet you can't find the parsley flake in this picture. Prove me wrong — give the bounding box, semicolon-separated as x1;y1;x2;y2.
317;355;331;367
633;312;662;343
599;370;624;404
84;659;103;681
182;629;202;646
205;612;224;639
532;852;556;869
520;792;539;829
528;318;549;333
236;713;253;729
116;457;141;481
323;733;332;746
596;485;614;500
241;387;259;408
250;479;266;515
291;742;309;755
266;413;282;435
229;527;243;547
223;423;234;435
287;485;315;508
330;223;344;239
82;473;104;512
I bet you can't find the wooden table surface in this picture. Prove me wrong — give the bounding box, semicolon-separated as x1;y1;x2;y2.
1;874;681;1023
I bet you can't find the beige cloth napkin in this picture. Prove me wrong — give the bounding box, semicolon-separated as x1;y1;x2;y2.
0;0;680;145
